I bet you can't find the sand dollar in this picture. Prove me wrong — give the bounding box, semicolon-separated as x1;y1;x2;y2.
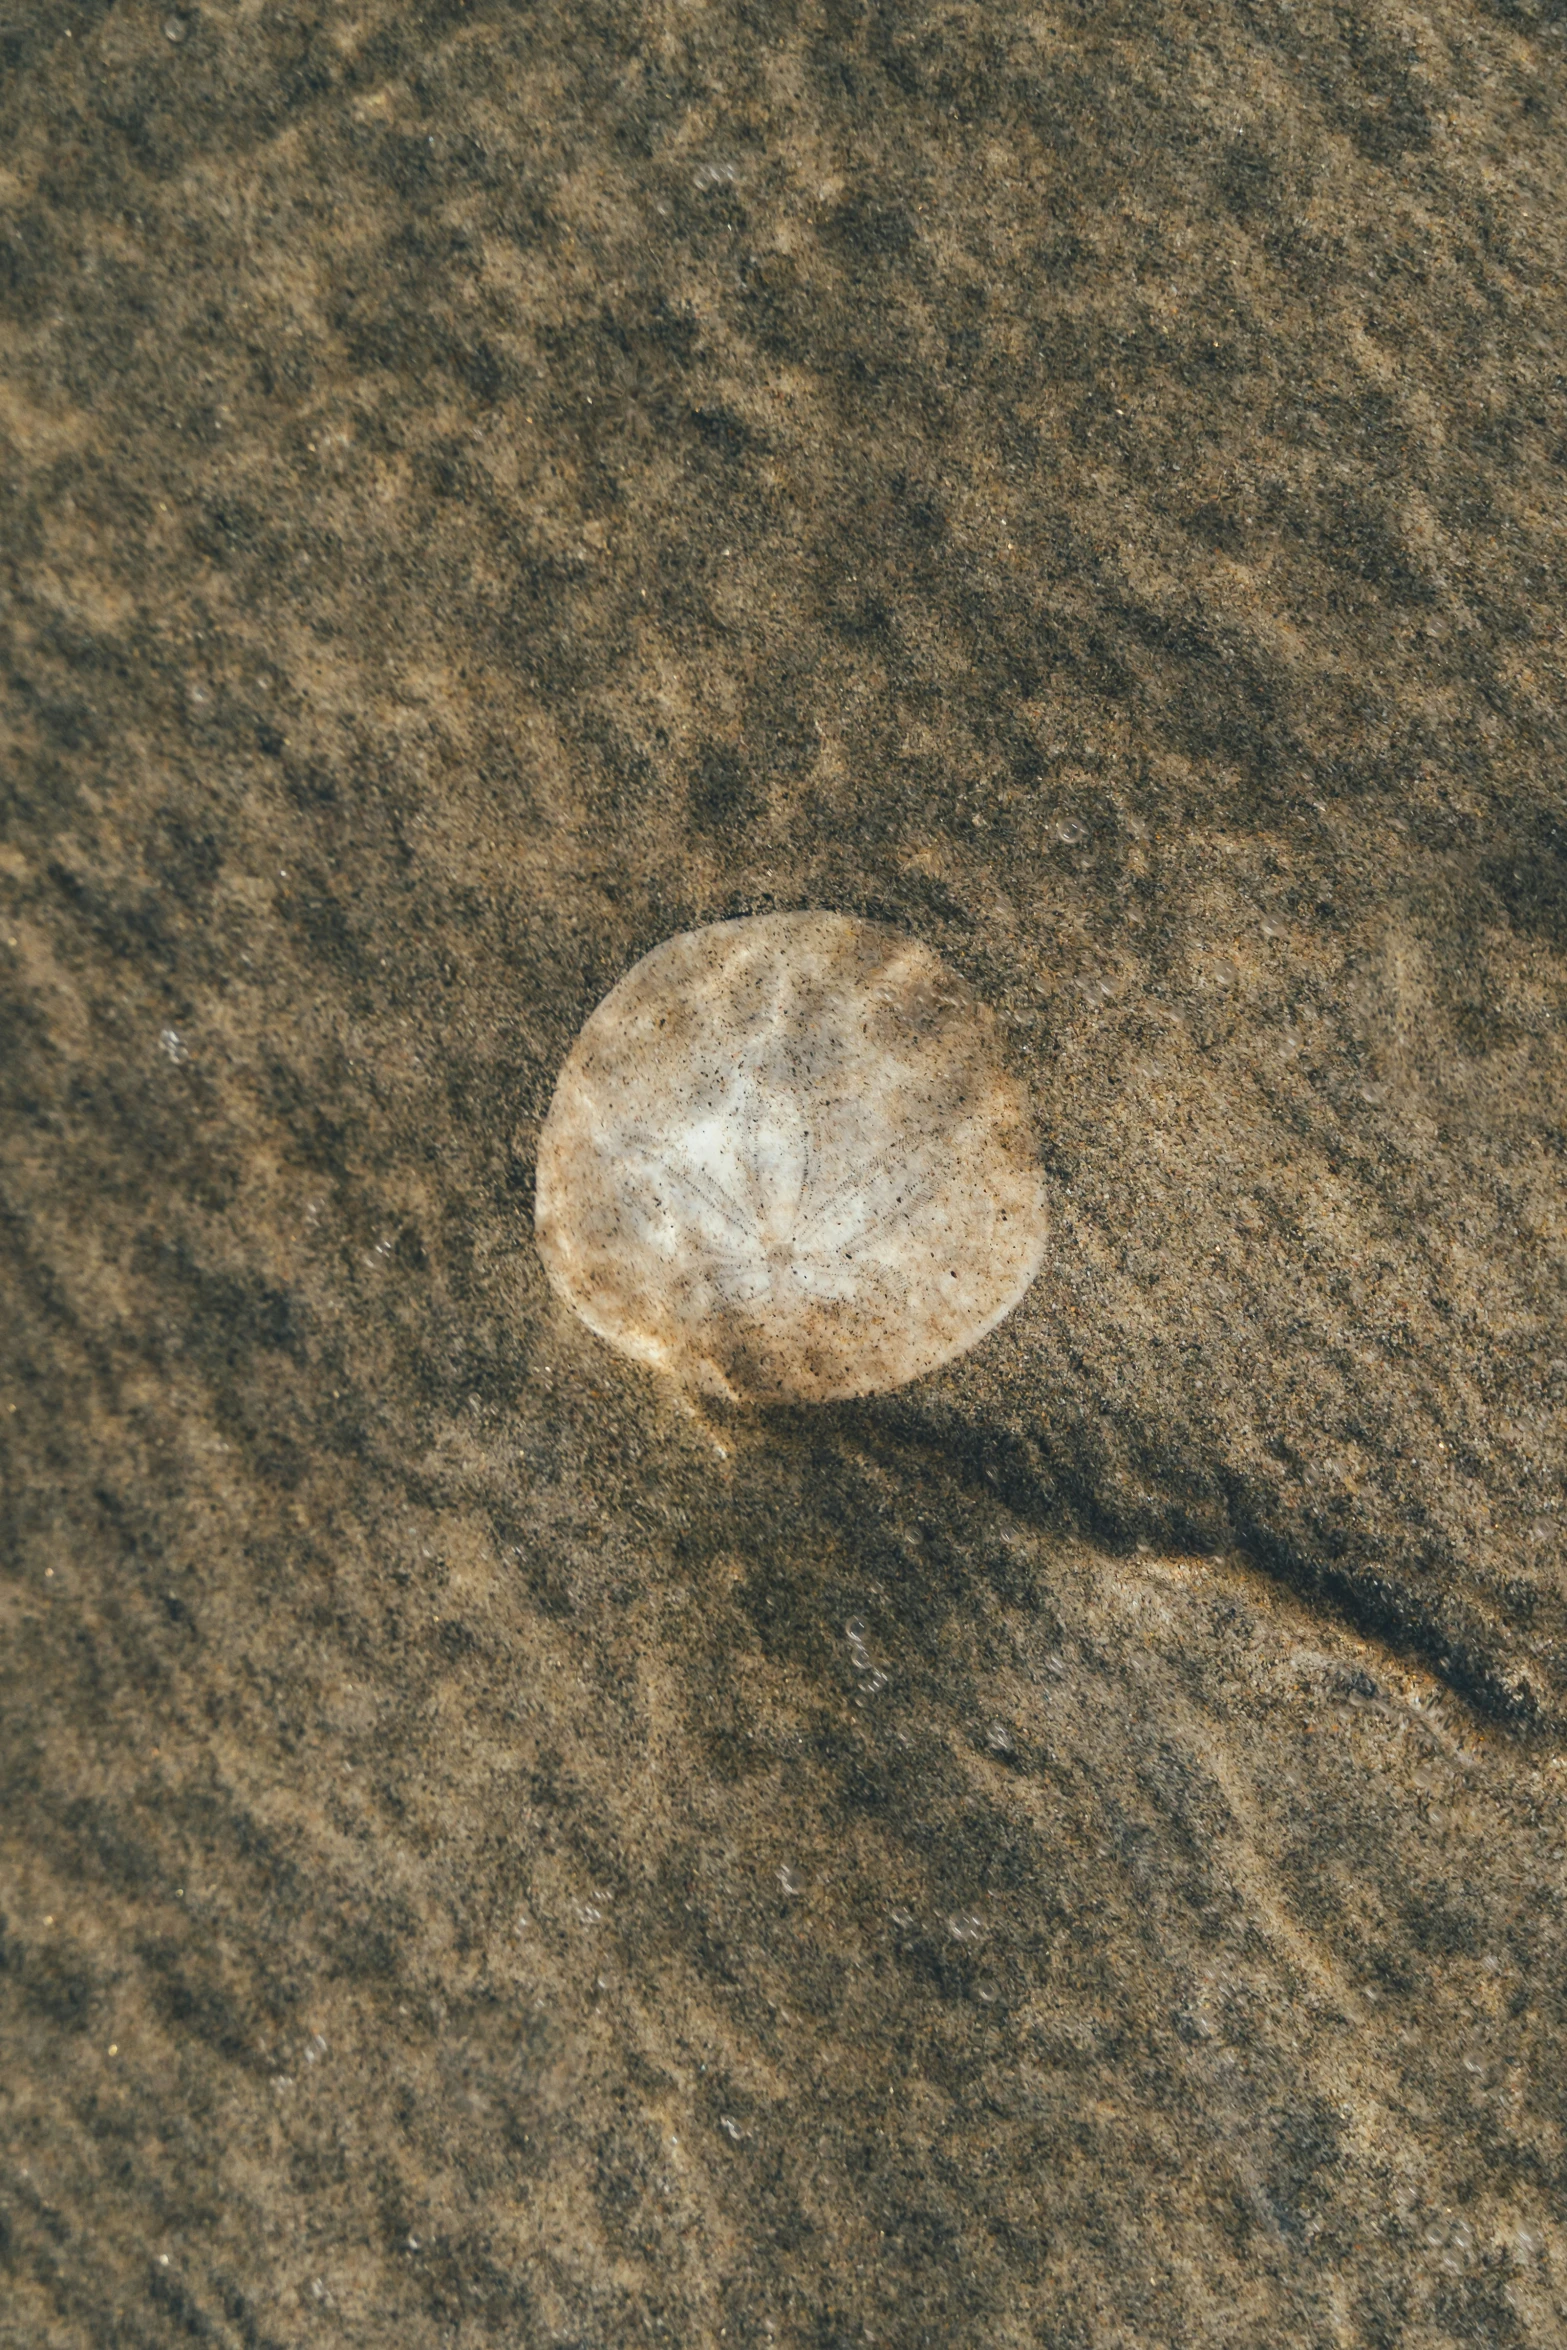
534;911;1048;1402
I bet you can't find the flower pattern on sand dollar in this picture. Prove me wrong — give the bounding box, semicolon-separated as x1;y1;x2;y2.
535;912;1048;1402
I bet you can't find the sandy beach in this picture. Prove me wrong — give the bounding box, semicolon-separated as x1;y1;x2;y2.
3;3;1566;2341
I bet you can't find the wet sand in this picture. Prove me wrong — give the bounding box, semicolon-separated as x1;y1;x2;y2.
3;2;1567;2342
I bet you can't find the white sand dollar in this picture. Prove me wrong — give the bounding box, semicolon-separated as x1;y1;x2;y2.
534;911;1047;1402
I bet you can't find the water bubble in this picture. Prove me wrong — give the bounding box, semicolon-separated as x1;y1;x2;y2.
862;1667;890;1693
777;1865;802;1895
947;1911;983;1941
1055;818;1088;846
576;1903;603;1925
163;14;189;43
985;1722;1014;1753
720;2115;743;2140
844;1618;867;1641
975;1980;1000;2004
159;1026;188;1065
1278;1031;1304;1061
889;1907;916;1927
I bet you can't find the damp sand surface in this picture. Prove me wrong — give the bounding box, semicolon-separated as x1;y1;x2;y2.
3;5;1567;2344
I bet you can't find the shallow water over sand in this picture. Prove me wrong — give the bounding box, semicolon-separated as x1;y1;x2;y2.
3;3;1566;2342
